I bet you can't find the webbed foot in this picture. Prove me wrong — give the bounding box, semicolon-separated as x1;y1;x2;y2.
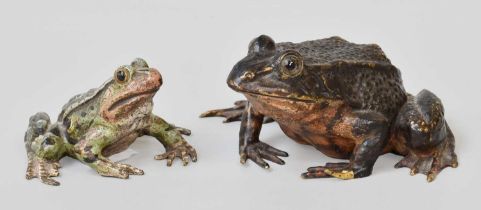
26;156;61;186
155;140;197;166
240;142;288;169
392;90;458;182
94;158;144;179
395;139;458;182
200;100;274;123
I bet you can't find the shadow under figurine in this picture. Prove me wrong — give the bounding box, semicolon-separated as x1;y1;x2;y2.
201;35;457;182
25;58;197;186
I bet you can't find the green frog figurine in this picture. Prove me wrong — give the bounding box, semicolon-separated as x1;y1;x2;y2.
24;58;197;186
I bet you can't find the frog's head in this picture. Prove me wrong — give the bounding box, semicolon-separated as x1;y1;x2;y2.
227;35;317;101
100;58;163;121
31;133;64;160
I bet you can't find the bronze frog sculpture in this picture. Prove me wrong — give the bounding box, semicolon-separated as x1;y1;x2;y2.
25;58;197;186
201;35;457;182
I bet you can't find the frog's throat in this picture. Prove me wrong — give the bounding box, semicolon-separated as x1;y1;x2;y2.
100;88;157;121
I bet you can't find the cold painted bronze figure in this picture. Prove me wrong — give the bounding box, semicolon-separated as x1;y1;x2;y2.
201;35;457;182
25;58;197;186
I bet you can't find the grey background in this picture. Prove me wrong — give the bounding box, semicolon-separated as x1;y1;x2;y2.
0;0;479;209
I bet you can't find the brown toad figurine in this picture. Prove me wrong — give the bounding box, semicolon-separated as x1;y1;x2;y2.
201;35;457;182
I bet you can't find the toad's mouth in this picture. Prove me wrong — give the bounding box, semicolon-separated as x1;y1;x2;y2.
107;88;158;112
228;80;321;103
237;89;321;103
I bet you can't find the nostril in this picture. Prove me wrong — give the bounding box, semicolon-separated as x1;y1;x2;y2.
240;71;255;81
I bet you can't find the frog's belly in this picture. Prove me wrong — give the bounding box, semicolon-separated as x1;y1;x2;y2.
245;94;356;159
101;132;140;157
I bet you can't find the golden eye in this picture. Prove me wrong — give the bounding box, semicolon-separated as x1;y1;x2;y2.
114;67;130;83
279;51;303;79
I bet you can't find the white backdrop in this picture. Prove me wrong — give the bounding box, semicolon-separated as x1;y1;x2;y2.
0;0;479;210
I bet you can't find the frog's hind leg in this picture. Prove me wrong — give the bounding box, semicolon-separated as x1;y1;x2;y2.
24;112;62;186
25;156;61;186
302;110;390;180
391;90;457;182
200;100;274;123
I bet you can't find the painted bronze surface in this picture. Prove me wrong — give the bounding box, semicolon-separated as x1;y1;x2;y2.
201;35;457;182
25;58;197;186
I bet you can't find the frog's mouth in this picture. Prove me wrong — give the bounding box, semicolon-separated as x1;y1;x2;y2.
237;89;321;103
108;88;158;112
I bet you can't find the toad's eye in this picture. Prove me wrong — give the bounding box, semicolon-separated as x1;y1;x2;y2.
279;51;303;79
114;67;130;83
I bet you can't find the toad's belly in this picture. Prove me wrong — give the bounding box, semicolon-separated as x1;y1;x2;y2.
245;94;356;159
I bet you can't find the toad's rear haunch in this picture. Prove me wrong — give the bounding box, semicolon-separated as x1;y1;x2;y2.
201;35;457;182
25;58;197;186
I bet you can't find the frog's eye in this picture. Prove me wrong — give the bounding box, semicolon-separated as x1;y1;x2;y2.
279;51;303;79
114;67;130;83
43;137;55;146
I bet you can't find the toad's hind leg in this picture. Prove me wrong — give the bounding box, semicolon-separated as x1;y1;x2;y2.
302;111;389;180
200;100;274;123
391;90;457;182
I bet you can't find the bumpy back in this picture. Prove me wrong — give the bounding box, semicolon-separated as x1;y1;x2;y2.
57;79;112;122
276;36;391;65
277;37;407;118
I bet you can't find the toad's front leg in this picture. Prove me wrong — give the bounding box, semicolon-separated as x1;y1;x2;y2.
302;111;389;180
145;115;197;166
200;100;274;123
239;102;288;169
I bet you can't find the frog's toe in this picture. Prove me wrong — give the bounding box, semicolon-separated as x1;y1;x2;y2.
116;163;144;175
25;157;61;186
94;158;137;179
168;123;191;136
155;141;197;166
301;162;351;179
40;177;60;186
395;149;457;182
241;142;288;169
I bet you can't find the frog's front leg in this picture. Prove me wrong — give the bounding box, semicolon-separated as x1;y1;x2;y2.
74;130;144;179
239;102;288;169
302;111;389;180
145;115;197;166
200;100;274;123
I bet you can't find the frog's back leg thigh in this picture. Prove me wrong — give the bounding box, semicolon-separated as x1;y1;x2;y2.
391;89;457;182
302;110;389;179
